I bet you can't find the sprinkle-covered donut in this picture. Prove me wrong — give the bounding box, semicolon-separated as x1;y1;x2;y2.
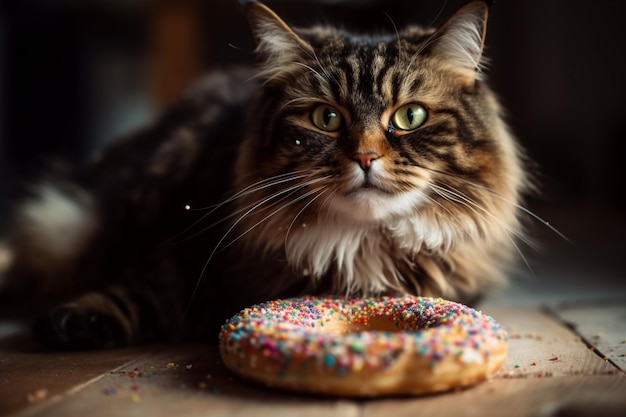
219;295;507;396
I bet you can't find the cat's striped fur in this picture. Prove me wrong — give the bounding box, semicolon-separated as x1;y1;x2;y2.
0;1;528;348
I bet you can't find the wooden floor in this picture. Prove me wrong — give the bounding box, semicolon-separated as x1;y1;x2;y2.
1;293;625;417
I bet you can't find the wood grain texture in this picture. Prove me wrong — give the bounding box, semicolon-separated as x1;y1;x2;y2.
2;304;624;417
0;334;150;416
361;375;626;417
486;306;618;378
12;345;360;417
551;299;626;370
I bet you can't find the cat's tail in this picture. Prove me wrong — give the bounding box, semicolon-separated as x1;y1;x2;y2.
1;180;100;303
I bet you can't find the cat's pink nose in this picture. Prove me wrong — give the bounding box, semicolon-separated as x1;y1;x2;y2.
353;151;380;170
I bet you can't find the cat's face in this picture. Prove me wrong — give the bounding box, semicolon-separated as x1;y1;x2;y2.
236;1;524;255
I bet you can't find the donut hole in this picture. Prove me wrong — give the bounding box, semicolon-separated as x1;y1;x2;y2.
323;314;404;335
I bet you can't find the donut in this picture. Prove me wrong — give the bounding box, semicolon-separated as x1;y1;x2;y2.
219;295;507;396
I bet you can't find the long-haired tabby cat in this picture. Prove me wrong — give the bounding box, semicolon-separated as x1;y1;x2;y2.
0;0;529;349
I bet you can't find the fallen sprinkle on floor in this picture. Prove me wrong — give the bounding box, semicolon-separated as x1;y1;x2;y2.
26;389;48;403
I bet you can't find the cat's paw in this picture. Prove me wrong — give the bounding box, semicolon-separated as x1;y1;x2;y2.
33;306;128;350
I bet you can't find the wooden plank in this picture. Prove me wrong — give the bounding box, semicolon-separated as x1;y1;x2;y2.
3;305;621;417
9;343;626;417
551;299;626;370
15;345;360;417
0;332;150;416
362;375;626;417
484;306;618;378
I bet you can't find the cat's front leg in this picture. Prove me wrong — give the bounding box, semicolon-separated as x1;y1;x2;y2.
33;290;130;349
33;281;183;350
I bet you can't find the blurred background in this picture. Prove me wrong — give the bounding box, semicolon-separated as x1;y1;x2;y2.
0;0;624;301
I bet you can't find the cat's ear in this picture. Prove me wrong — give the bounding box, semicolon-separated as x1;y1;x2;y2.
244;1;313;66
428;0;489;85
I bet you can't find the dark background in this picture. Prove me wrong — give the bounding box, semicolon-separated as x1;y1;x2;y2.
1;0;624;300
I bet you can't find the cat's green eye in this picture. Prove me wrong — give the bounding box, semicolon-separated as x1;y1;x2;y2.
311;105;343;132
392;103;427;131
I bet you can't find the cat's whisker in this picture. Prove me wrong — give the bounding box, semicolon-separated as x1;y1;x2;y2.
220;171;313;209
429;0;450;29
413;3;452;60
292;62;327;84
417;188;468;233
426;167;570;243
427;185;483;246
221;169;314;207
162;171;312;246
179;187;300;245
429;182;534;248
313;187;339;223
296;43;342;90
383;11;404;62
223;183;330;252
283;186;331;251
280;96;326;113
428;183;535;275
422;192;455;217
185;176;331;312
458;180;570;243
172;174;322;246
315;56;342;90
213;176;331;252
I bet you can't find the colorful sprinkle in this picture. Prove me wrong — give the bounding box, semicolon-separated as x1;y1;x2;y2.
219;295;507;379
26;389;48;403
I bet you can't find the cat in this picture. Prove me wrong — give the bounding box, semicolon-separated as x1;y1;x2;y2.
0;0;529;349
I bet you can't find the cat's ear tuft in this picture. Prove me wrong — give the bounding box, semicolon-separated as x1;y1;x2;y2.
245;2;313;65
429;0;489;85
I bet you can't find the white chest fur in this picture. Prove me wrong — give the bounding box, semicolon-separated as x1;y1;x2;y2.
284;213;455;295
